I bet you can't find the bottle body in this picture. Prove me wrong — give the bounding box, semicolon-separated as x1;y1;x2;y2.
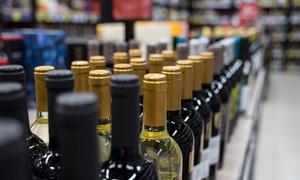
167;111;195;180
31;111;49;144
96;118;112;163
140;127;183;180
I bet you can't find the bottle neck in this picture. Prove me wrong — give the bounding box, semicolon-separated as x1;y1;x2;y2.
166;110;182;123
90;84;111;120
111;91;141;158
48;88;71;151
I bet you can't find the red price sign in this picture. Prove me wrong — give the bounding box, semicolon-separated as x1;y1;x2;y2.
113;0;152;20
239;3;260;26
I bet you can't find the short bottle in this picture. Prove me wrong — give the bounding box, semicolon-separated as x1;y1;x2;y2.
0;117;29;180
89;70;112;163
56;93;100;180
90;56;107;70
162;66;195;180
176;60;204;166
100;75;158;180
148;54;163;73
33;70;74;179
31;65;55;144
0;82;47;173
71;60;90;92
140;73;183;180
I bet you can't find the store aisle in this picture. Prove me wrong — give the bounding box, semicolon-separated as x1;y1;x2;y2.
255;69;300;180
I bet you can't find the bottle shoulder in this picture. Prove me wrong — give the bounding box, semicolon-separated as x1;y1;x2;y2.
181;104;203;137
167;121;194;150
33;150;61;179
192;95;211;122
26;134;48;161
100;159;158;180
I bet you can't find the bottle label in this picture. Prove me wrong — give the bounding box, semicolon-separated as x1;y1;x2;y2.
191;148;210;179
205;121;211;140
201;148;210;178
209;135;221;165
214;112;222;129
200;126;204;153
189;149;195;173
160;172;180;180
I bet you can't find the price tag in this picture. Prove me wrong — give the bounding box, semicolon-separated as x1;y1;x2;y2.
209;135;221;165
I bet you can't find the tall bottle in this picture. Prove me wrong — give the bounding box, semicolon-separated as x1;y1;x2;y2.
0;117;29;180
148;54;163;73
130;58;147;120
57;93;99;180
200;52;222;180
88;70;112;163
162;66;195;180
33;70;74;179
0;82;47;171
100;75;158;180
71;60;90;92
162;50;175;66
140;73;183;180
113;63;133;75
208;45;231;169
90;56;106;70
113;52;129;64
31;66;55;144
176;60;204;166
188;55;212;179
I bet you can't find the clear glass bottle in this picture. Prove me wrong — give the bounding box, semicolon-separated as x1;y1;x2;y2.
100;75;158;180
140;73;183;180
88;70;112;163
162;66;195;180
31;66;55;144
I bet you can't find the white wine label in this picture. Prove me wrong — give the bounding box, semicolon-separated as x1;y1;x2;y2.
201;148;210;178
191;163;202;180
160;172;179;180
209;135;221;165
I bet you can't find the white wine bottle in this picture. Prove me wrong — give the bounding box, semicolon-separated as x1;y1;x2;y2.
31;65;55;144
88;70;112;163
140;73;183;180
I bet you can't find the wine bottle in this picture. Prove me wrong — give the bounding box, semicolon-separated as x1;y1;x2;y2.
113;63;133;75
0;83;47;174
0;117;29;180
71;60;90;92
140;73;183;180
176;43;189;60
200;52;222;180
176;60;204;166
162;66;195;180
115;42;128;52
148;54;163;73
89;70;112;163
130;58;147;120
146;44;158;60
100;75;158;180
129;40;140;50
129;49;142;59
56;93;99;180
114;52;129;64
103;41;116;70
31;66;55;144
90;56;106;70
158;41;168;53
0;65;26;87
162;50;175;66
188;55;212;179
208;45;231;169
33;70;74;179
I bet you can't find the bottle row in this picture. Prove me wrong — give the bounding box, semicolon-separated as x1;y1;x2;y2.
0;40;245;180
